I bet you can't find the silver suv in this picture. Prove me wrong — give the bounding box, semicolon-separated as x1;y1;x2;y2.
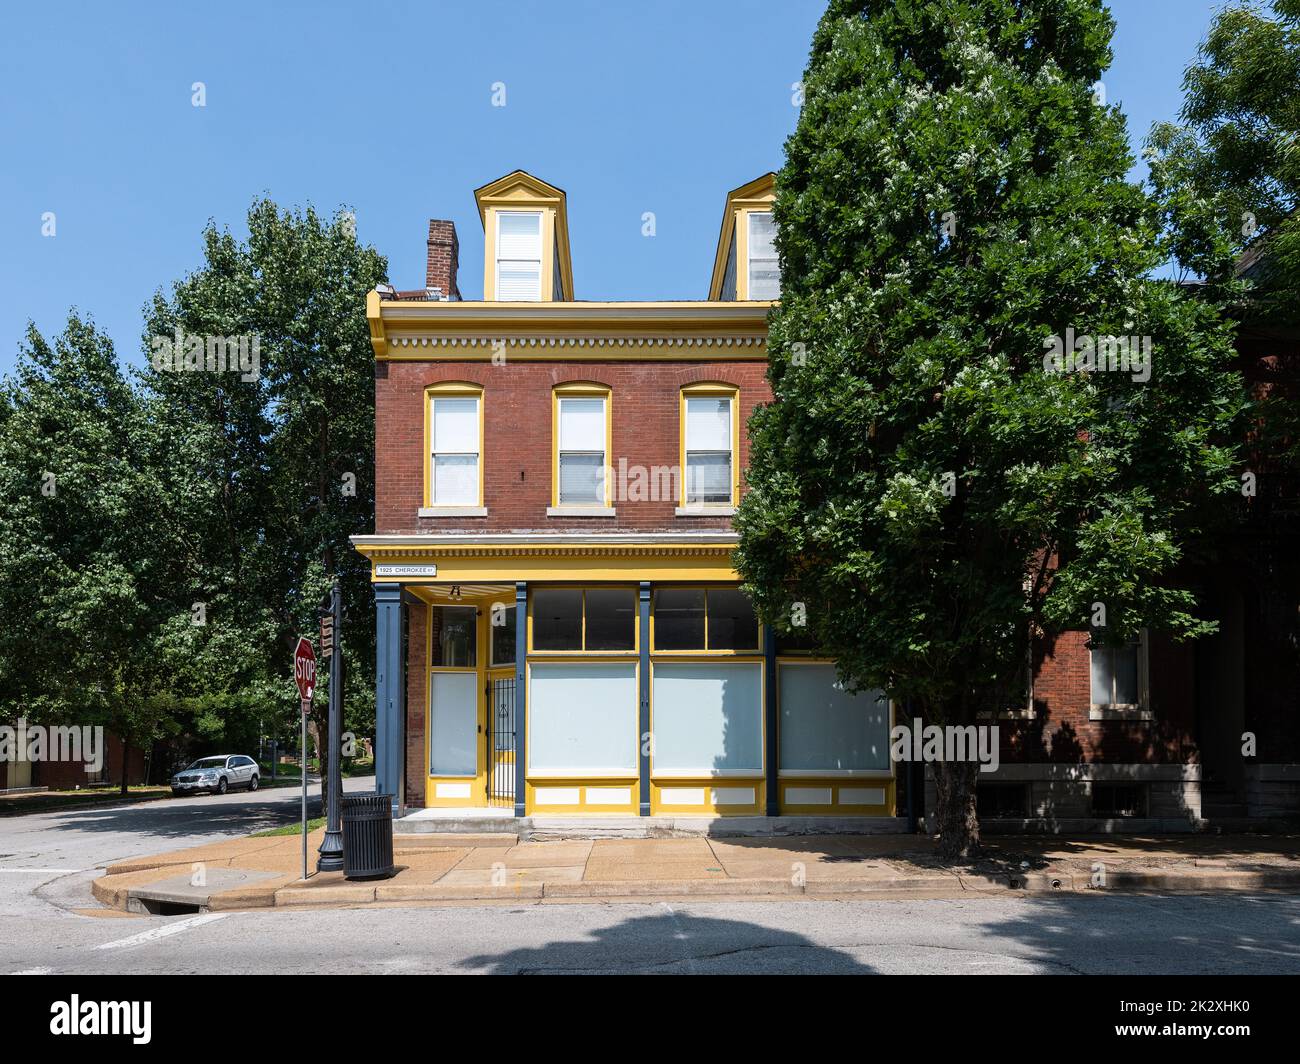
171;755;260;796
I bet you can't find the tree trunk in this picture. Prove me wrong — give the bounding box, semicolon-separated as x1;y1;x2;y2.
933;758;980;862
119;735;129;796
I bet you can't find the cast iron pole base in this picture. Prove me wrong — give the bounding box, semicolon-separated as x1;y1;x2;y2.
317;831;344;872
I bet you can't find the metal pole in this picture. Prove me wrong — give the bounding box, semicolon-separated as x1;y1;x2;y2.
300;706;308;881
318;580;345;872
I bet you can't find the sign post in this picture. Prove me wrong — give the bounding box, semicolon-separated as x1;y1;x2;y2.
292;636;317;882
317;581;345;872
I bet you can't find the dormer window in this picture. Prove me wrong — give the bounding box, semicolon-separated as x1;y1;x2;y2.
495;211;543;301
747;211;779;300
708;173;778;301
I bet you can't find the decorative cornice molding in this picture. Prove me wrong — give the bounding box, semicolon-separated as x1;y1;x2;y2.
385;335;766;348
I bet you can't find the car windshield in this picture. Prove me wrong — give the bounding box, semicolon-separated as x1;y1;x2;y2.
187;758;227;770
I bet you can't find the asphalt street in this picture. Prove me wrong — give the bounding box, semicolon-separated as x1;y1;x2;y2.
2;783;1299;975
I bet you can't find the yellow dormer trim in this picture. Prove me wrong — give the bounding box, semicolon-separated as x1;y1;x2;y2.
708;173;777;302
475;170;574;302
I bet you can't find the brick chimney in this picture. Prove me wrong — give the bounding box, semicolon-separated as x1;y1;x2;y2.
426;220;460;299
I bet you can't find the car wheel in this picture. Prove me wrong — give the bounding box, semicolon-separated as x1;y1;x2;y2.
171;789;182;797
249;774;259;792
217;777;228;795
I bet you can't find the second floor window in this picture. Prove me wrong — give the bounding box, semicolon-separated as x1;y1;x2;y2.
496;211;542;300
747;211;779;300
557;394;607;505
684;394;733;505
430;394;480;505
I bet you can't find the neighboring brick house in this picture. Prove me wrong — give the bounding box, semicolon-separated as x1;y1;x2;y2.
0;726;148;792
356;169;1300;828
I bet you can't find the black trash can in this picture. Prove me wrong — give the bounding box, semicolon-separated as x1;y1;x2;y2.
341;792;396;880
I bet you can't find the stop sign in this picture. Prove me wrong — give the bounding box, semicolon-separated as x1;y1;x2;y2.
293;637;317;703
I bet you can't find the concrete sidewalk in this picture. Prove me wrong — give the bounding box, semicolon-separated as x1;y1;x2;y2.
90;830;1300;913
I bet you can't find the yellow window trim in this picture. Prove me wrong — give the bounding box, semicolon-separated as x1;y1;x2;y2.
475;170;573;302
526;583;640;655
423;381;484;509
649;585;762;654
552;382;613;509
708;173;776;301
679;383;740;508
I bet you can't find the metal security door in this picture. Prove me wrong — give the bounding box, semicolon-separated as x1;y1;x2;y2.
486;674;516;807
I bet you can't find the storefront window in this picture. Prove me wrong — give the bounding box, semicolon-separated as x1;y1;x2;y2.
528;662;638;776
430;606;476;667
651;662;762;774
707;588;758;651
778;663;890;771
654;588;706;649
533;589;583;651
585;588;635;651
490;605;517;666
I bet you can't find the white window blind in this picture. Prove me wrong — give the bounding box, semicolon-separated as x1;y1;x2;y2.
779;664;890;772
651;662;763;775
528;662;638;776
496;211;542;300
431;396;479;505
748;211;779;299
558;396;606;505
685;396;732;504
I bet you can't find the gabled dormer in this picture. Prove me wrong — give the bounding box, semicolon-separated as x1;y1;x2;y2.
709;173;778;302
474;170;574;302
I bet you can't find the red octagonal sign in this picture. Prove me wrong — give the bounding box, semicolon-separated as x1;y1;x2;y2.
293;636;317;703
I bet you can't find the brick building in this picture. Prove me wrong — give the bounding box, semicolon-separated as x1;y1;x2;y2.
356;169;1300;828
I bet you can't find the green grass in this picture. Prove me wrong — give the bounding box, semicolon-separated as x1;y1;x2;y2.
252;816;326;837
0;785;170;817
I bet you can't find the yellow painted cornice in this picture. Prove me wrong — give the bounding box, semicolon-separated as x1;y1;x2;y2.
709;173;777;301
351;533;740;582
370;300;771;361
474;170;574;300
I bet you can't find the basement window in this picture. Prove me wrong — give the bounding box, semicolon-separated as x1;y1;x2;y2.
1091;782;1147;818
976;783;1028;819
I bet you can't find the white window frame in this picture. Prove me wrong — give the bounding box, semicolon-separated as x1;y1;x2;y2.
1088;630;1151;721
495;210;543;301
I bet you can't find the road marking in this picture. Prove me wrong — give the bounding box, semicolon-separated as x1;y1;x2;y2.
12;967;52;975
95;913;227;950
0;868;85;874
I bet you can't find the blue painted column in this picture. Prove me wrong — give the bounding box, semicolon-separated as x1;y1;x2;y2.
638;581;652;816
514;582;527;818
374;582;405;817
764;627;779;817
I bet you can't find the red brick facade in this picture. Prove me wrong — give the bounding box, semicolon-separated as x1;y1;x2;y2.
375;359;771;534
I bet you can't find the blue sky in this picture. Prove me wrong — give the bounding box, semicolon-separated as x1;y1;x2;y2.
0;0;1227;375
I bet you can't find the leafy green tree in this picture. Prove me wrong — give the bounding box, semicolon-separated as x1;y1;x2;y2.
736;0;1243;858
0;316;180;791
142;200;387;796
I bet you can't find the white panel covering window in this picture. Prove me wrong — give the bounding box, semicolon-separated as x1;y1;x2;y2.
429;672;478;776
1091;640;1142;707
529;662;637;776
430;396;479;505
779;664;890;771
652;662;763;775
496;211;542;300
558;396;606;505
748;211;780;299
685;396;732;504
